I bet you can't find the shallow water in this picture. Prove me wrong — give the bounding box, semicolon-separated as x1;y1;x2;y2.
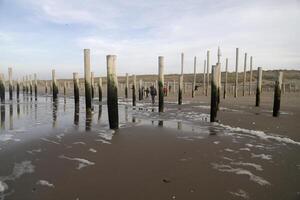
0;94;300;200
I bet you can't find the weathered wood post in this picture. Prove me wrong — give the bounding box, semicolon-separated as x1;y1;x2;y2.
255;67;262;107
63;81;67;97
132;75;136;106
34;73;38;100
29;75;33;97
84;49;92;113
243;53;247;96
217;47;222;109
25;75;29;94
91;72;95;99
282;82;285;94
178;53;184;105
158;56;164;112
106;55;119;129
192;56;197;98
173;80;176;94
210;64;219;122
98;77;102;102
206;51;210;96
223;58;228;99
203;60;206;95
249;56;253;95
52;69;58;101
45;81;48;94
234;48;239;98
273;72;283;117
73;72;80;104
22;77;25;94
0;74;5;102
125;73;129;98
8;67;13;100
16;78;20;100
139;79;143;100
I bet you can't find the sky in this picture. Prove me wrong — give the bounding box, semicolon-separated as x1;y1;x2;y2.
0;0;299;80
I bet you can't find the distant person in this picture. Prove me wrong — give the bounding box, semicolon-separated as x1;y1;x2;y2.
150;85;157;104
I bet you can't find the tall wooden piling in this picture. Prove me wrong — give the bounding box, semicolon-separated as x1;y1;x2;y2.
73;72;80;104
249;56;253;95
8;68;13;100
52;69;58;100
234;48;239;98
0;74;5;102
25;75;29;94
34;73;38;100
139;79;143;100
255;67;262;107
22;77;25;94
178;53;184;105
63;81;67;97
84;49;92;112
132;75;136;106
224;58;228;99
91;72;95;99
273;72;283;117
125;73;129;98
243;53;247;96
192;56;197;98
210;64;219;122
158;56;164;112
29;75;33;96
206;51;210;96
16;78;20;100
45;81;48;94
106;55;119;129
203;60;206;95
98;77;102;102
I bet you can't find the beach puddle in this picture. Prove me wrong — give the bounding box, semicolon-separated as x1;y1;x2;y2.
0;95;299;199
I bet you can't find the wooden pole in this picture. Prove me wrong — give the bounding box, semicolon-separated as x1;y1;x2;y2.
178;53;184;105
106;55;119;129
34;73;38;100
52;69;58;101
98;77;102;102
63;81;67;97
16;78;20;100
192;56;197;98
173;80;176;94
29;74;33;96
223;58;228;99
273;72;283;117
22;77;25;94
206;51;210;96
8;67;13;100
234;48;239;98
84;49;92;112
73;72;79;104
132;75;136;106
91;72;95;99
217;47;222;109
243;53;247;96
139;79;143;100
203;59;206;95
45;81;48;94
125;73;129;98
249;56;253;95
158;56;164;112
0;74;5;102
255;67;262;107
25;75;29;94
210;64;219;122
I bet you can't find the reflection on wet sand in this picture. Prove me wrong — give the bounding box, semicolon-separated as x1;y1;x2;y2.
74;103;79;126
0;104;5;129
9;104;13;130
98;105;102;122
52;100;58;127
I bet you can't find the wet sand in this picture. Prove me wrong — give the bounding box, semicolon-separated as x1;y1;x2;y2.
1;92;300;200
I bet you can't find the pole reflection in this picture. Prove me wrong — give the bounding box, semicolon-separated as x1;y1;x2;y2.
0;104;5;129
52;99;58;127
85;110;92;131
74;103;79;126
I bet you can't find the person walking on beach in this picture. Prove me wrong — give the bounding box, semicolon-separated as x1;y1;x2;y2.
150;85;157;104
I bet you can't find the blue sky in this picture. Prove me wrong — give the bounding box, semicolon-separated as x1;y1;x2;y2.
0;0;299;79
